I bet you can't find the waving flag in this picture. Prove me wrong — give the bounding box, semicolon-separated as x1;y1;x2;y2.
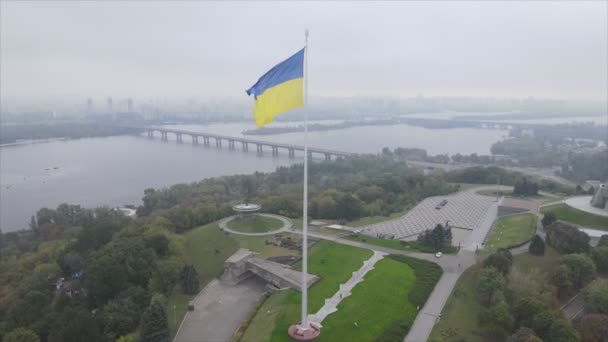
246;48;305;127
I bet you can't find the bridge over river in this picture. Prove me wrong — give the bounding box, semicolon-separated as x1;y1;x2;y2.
144;126;353;160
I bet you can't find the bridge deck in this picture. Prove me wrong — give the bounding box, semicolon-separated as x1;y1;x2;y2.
145;126;353;156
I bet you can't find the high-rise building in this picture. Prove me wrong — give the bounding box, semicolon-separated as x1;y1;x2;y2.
127;98;134;112
86;98;93;114
107;97;113;113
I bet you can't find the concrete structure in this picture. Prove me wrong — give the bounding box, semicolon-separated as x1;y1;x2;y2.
361;191;496;241
591;183;608;210
220;249;318;291
174;277;267;342
564;196;608;217
144;126;352;160
219;213;292;236
232;203;261;218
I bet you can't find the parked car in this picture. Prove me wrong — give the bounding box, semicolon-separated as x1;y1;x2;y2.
435;252;443;258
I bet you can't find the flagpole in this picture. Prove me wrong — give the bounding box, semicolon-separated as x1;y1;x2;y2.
301;28;310;331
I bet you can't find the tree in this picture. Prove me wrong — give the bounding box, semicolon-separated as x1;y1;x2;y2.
592;246;608;273
479;300;513;335
417;224;452;250
581;280;608;314
550;264;574;299
598;235;608;248
541;212;557;228
139;300;169;342
335;194;364;221
576;314;608;342
528;235;545;256
477;267;505;306
146;234;170;256
85;238;156;306
58;251;85;276
179;264;200;295
101;297;142;339
483;250;513;276
149;258;181;296
507;327;542;342
547;319;578;342
530;309;561;339
2;328;40;342
241;176;256;203
545;222;590;254
511;292;548;325
559;254;597;290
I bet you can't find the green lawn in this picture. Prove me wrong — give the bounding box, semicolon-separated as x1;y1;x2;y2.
226;215;284;233
511;245;560;276
541;203;608;230
241;241;373;342
345;234;418;252
429;265;484;342
484;213;537;252
346;234;459;255
320;257;417;341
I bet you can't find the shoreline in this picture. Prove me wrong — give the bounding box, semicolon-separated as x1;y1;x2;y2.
0;137;66;147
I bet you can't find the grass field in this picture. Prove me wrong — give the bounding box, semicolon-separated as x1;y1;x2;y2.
345;234;418;251
241;241;373;342
230;233;302;258
484;213;537;252
226;215;284;233
320;257;417;341
429;265;484;342
511;245;560;276
541;203;608;230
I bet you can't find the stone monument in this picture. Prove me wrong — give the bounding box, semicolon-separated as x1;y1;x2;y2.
590;184;608;210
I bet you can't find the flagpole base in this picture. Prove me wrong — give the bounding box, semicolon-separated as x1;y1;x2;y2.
288;322;321;340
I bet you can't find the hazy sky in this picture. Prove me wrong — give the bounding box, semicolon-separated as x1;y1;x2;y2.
1;1;607;107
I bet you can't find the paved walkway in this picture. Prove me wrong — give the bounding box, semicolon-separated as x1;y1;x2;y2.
565;195;608;217
218;213;292;236
308;251;387;326
174;277;267;342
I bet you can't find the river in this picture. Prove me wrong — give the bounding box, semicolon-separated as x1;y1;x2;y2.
1;121;508;232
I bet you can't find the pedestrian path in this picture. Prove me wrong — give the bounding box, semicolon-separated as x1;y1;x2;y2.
307;251;387;326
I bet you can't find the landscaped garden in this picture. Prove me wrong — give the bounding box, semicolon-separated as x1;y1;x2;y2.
541;203;608;230
240;243;443;342
484;213;537;252
226;215;284;233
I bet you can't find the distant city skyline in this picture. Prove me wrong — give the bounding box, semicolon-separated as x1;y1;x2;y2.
1;1;607;110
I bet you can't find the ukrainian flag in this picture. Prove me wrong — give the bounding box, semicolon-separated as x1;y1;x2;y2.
246;48;305;127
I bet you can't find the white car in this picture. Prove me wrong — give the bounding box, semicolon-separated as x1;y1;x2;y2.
435;252;443;258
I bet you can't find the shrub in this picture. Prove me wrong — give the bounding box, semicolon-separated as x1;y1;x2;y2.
375;319;412;342
528;235;545;256
545;222;590;254
388;255;442;307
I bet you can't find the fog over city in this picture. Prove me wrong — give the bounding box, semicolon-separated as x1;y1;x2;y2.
1;1;607;110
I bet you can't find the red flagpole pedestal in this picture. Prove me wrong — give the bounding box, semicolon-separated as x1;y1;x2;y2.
288;322;321;340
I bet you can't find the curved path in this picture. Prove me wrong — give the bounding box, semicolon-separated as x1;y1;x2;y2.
218;213;292;236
